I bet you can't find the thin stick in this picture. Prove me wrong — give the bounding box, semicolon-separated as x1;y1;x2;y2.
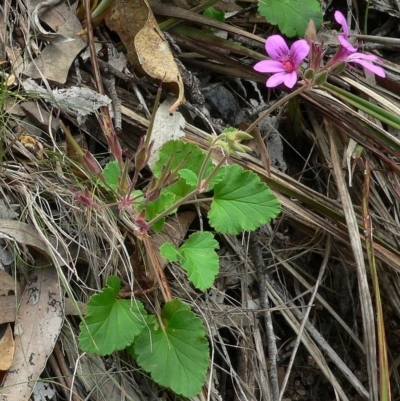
249;232;279;401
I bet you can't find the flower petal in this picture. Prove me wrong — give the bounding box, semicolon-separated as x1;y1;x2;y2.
338;35;357;52
348;59;386;77
265;35;290;61
254;60;285;73
334;11;349;38
266;72;287;87
289;39;310;67
283;71;298;88
348;52;380;61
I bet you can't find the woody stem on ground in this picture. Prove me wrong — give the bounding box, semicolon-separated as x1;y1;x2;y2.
245;85;309;134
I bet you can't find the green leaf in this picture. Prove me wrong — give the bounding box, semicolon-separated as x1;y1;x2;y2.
79;276;147;355
203;6;225;22
179;169;198;187
154;141;215;200
133;299;209;397
100;160;120;191
161;232;219;290
160;242;180;262
209;164;281;234
208;167;226;189
177;232;219;290
154;141;209;179
145;192;176;231
257;0;322;37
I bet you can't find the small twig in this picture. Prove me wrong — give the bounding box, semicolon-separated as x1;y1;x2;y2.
124;67;152;118
53;342;83;401
103;75;122;131
350;34;400;47
97;59;140;85
74;58;83;86
48;353;71;401
249;231;279;401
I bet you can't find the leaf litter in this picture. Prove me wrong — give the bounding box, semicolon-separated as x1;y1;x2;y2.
1;0;400;400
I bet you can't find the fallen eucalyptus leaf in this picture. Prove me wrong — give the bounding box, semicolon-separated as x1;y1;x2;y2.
0;324;14;370
0;219;78;266
106;0;184;113
0;266;64;400
23;0;86;83
31;0;69;40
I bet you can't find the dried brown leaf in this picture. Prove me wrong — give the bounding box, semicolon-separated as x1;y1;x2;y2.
0;324;14;371
23;1;86;83
0;220;75;266
106;0;184;113
0;266;64;400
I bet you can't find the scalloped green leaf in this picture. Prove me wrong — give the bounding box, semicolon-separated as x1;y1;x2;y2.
79;276;147;355
160;242;180;262
160;232;219;290
154;141;209;178
145;191;176;231
258;0;322;37
209;164;281;234
154;141;216;199
133;299;209;397
99;160;120;191
179;169;198;187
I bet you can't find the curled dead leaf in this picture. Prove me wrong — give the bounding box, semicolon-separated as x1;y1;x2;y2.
106;0;185;113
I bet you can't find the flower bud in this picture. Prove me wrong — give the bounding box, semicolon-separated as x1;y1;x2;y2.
314;71;328;85
73;187;97;208
233;130;253;141
304;19;316;45
83;150;102;175
329;61;347;75
134;209;150;233
304;68;315;80
108;131;122;163
146;187;161;202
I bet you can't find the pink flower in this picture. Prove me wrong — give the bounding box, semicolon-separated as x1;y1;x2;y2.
254;35;310;88
334;11;357;52
332;11;385;77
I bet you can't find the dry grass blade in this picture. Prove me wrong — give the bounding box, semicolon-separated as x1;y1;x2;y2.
278;237;331;401
265;279;354;401
327;121;378;401
363;159;391;401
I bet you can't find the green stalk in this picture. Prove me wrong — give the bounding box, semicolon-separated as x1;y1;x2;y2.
363;159;391;401
323;83;400;133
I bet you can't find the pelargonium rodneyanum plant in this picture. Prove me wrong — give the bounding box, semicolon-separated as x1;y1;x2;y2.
254;10;385;89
